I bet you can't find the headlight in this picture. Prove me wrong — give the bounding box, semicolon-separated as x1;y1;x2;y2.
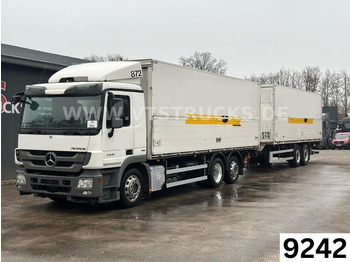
16;173;26;185
77;178;93;189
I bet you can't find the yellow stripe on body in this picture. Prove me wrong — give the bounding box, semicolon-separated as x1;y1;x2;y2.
288;117;314;124
185;113;241;126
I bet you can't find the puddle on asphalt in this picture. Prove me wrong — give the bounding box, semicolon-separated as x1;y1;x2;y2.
16;165;303;219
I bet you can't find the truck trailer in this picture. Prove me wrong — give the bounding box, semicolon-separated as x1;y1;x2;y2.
12;60;322;207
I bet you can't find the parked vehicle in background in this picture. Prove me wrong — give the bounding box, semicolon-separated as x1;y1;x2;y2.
332;132;350;149
12;60;322;208
338;117;350;133
319;113;334;149
322;106;338;130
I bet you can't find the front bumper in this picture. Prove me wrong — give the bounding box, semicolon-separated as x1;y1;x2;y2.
333;143;350;149
16;168;105;202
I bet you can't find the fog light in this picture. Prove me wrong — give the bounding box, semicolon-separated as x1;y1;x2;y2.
16;173;26;185
82;191;92;195
77;178;93;189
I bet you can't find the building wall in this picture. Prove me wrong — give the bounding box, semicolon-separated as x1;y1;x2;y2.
1;63;57;179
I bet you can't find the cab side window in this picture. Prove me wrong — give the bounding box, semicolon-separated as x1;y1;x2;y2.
114;95;130;127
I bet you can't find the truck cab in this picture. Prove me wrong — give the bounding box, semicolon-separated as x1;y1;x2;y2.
13;62;147;205
13;60;322;208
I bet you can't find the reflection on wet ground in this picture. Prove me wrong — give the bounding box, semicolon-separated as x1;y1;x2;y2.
2;150;350;261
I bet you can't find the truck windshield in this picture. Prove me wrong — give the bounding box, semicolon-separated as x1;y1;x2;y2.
21;95;102;132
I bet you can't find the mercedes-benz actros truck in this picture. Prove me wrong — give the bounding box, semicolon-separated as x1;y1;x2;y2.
12;60;322;207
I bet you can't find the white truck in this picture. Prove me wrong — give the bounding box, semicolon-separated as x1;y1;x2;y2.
12;60;322;207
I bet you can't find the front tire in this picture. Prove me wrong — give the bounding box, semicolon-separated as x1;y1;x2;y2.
224;156;240;184
288;145;302;168
300;144;310;166
207;158;225;188
120;168;144;208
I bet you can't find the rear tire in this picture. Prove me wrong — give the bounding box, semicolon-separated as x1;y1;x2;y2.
288;145;302;168
120;168;144;208
300;144;310;166
224;156;240;184
207;158;225;188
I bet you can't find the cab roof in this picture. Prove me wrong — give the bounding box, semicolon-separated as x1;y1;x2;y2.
49;61;143;84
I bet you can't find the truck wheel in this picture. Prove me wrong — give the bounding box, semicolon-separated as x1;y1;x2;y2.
224;156;240;184
300;144;310;166
288;145;301;168
120;168;144;208
208;158;225;188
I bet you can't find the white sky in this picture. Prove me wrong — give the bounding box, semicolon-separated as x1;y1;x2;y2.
1;0;349;77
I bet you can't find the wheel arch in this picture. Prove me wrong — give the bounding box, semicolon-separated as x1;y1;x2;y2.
115;155;148;190
124;163;151;196
208;152;226;171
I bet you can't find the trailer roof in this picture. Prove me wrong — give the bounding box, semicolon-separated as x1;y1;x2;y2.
132;59;260;85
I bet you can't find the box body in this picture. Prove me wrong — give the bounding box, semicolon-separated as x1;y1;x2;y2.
139;60;261;159
260;85;322;145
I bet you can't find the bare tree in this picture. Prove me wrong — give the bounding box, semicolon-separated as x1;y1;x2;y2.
329;72;341;108
248;73;269;85
340;71;349;115
179;51;227;75
321;70;332;106
290;70;303;90
246;67;349;114
302;66;322;93
84;54;127;62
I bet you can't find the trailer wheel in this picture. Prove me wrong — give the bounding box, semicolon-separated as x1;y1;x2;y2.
208;158;225;188
288;145;301;168
120;168;144;208
300;144;310;166
224;156;240;184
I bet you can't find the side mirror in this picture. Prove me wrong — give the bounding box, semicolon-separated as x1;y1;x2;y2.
107;97;125;138
11;92;25;104
111;118;123;128
110;98;124;118
30;101;39;111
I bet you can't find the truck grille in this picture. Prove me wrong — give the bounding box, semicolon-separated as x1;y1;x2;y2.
31;185;71;193
30;177;72;193
19;150;90;173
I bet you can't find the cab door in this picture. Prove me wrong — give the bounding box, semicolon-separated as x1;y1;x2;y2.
102;91;134;167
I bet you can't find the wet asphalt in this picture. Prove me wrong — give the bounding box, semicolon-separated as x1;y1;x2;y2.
2;150;350;262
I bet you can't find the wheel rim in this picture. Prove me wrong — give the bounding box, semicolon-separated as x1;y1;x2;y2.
124;175;141;202
304;148;309;162
295;149;301;163
213;163;223;183
229;160;239;179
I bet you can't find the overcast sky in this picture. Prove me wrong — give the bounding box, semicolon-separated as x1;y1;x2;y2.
2;0;349;77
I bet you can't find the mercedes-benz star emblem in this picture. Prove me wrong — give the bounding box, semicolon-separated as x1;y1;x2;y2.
45;152;57;167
